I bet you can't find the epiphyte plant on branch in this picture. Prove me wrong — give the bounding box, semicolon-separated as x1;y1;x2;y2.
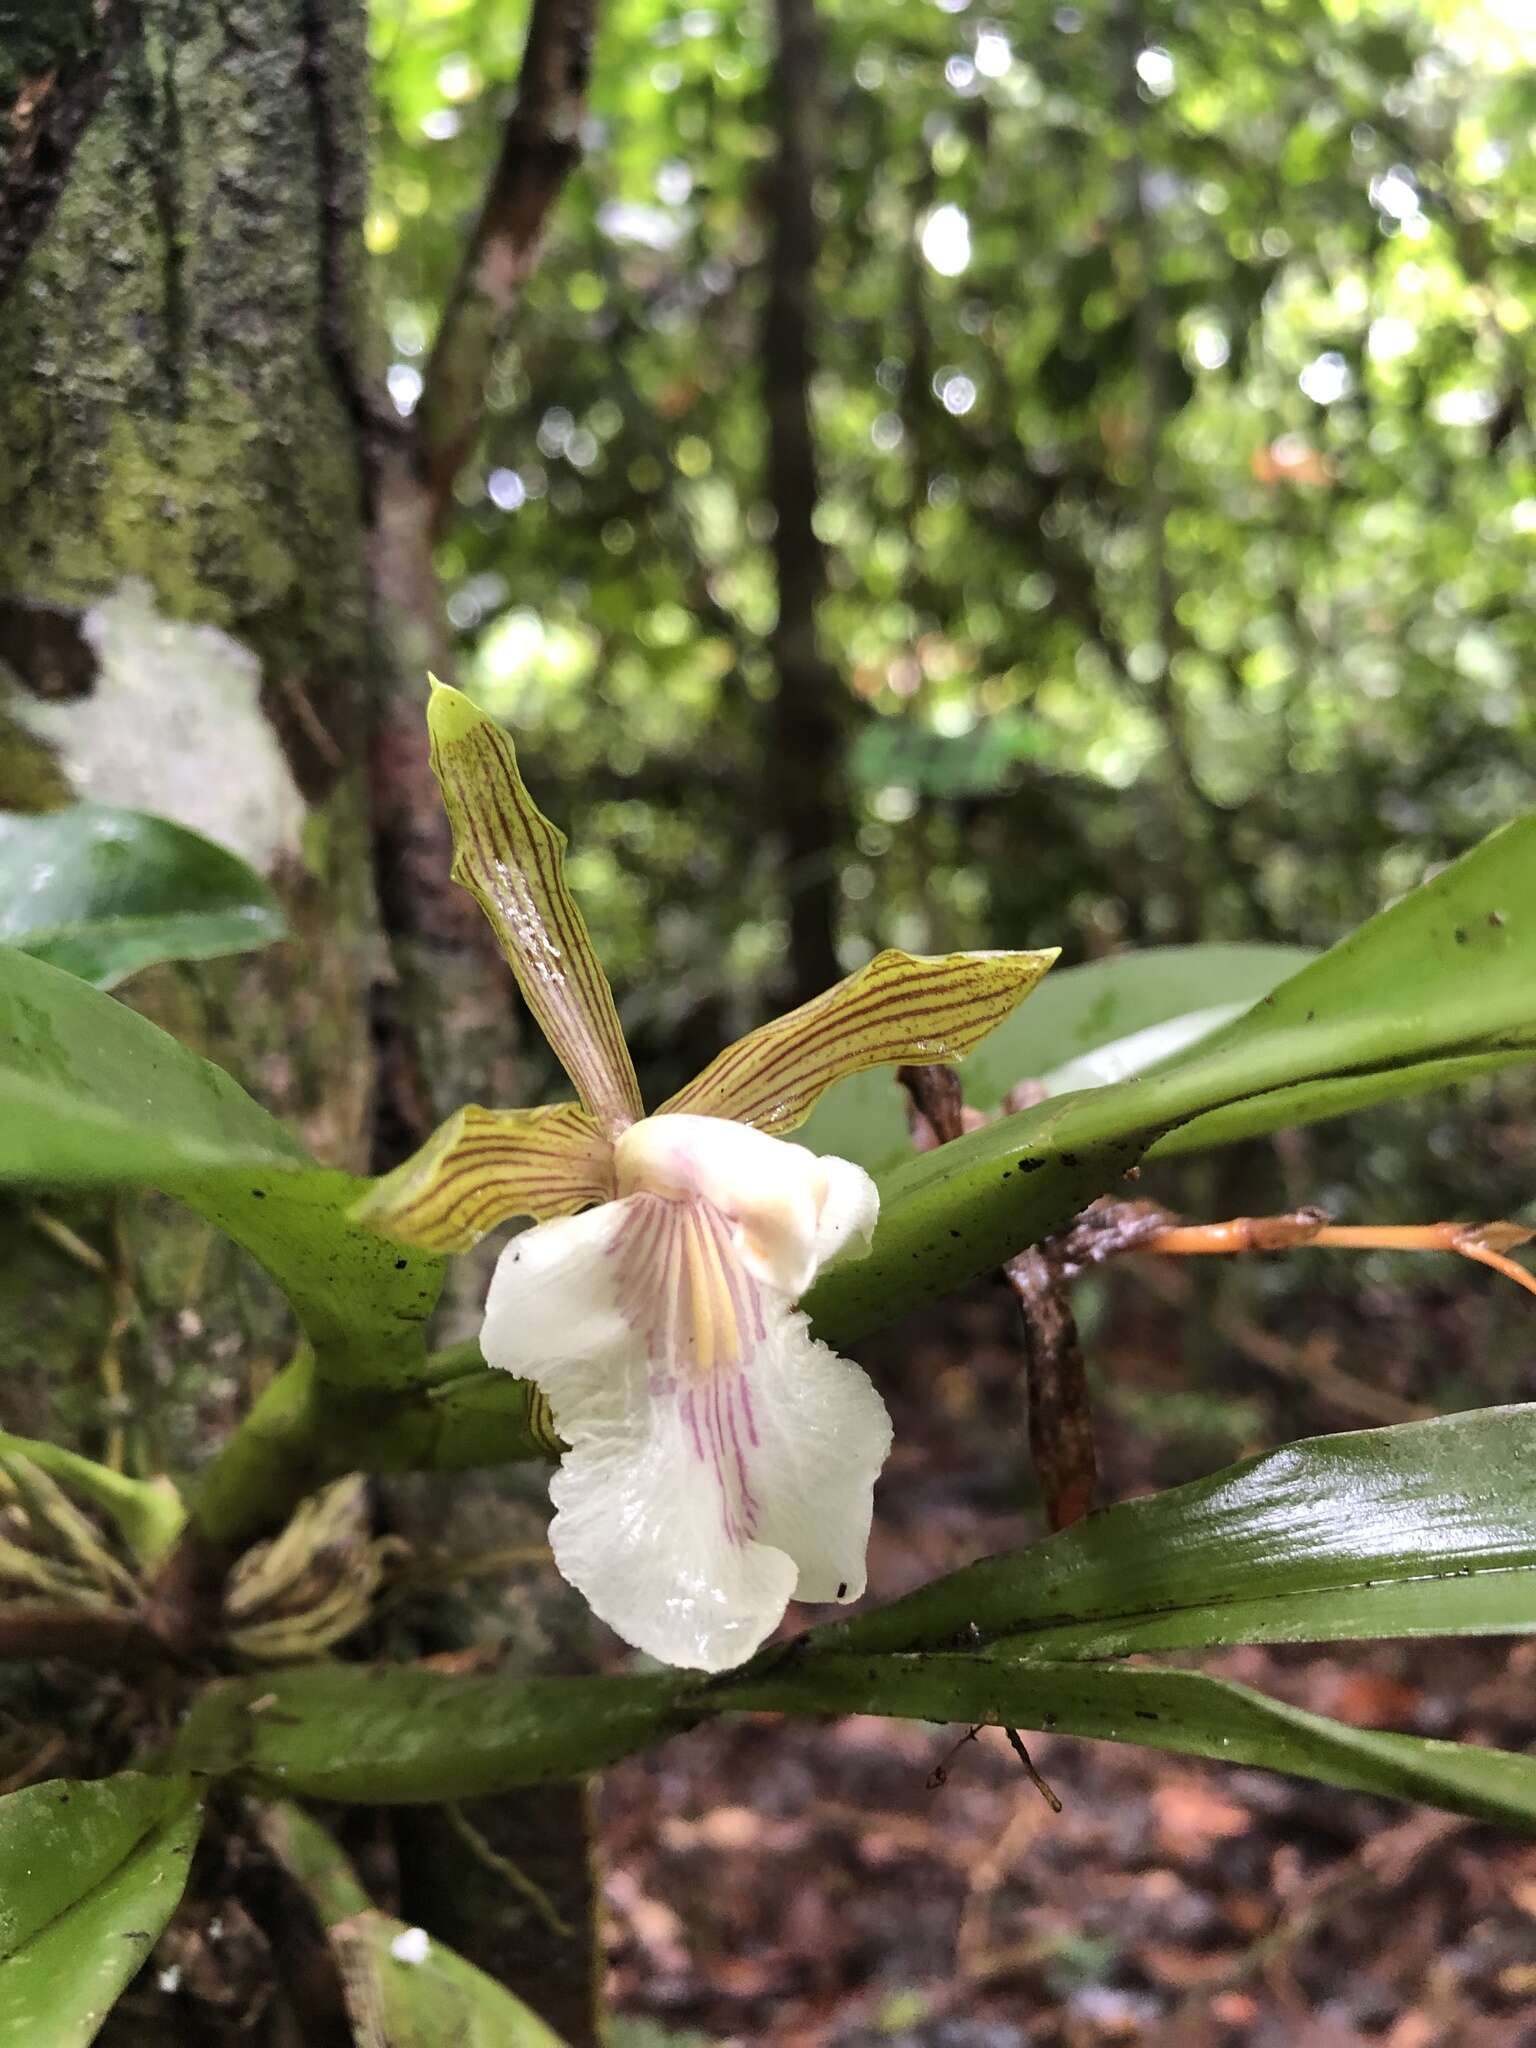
353;689;1536;1675
8;704;1536;2043
352;679;1056;1671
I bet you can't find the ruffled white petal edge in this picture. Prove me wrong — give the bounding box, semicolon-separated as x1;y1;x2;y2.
480;1188;892;1672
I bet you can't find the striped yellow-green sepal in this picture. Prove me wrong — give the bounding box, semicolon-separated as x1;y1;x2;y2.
351;1101;614;1253
661;946;1058;1134
426;680;643;1137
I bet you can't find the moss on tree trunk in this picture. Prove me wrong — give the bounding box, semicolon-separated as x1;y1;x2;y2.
0;0;377;1461
0;12;601;2042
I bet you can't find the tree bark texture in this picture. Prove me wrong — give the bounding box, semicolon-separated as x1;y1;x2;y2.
369;0;597;1260
0;0;378;1441
0;8;603;2040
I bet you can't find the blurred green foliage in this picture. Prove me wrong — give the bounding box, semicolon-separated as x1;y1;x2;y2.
369;0;1535;1315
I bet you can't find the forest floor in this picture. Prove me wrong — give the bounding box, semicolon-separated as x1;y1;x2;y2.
601;1268;1536;2048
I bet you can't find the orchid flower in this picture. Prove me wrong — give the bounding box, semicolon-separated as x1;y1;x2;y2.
354;683;1056;1672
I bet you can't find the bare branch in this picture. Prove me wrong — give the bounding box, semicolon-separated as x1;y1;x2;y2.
415;0;598;523
896;1061;967;1149
898;1064;1101;1531
764;0;844;1001
0;1601;183;1673
1003;1245;1099;1534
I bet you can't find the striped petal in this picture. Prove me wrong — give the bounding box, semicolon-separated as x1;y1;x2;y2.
351;1101;613;1253
427;680;643;1135
660;946;1058;1135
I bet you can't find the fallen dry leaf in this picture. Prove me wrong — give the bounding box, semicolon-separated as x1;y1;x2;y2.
1152;1776;1252;1860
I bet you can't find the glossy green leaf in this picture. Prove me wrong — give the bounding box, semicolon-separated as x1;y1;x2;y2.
728;1655;1536;1831
170;1662;683;1802
1147;1047;1532;1159
1143;810;1536;1154
0;945;302;1186
807;814;1536;1345
0;1432;184;1569
0;1773;202;2047
260;1801;568;2047
795;942;1315;1176
826;1405;1536;1658
163;1627;1536;1832
0;948;443;1390
154;1400;1536;1829
0;804;285;989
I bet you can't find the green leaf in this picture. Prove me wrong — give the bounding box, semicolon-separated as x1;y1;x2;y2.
169;1663;683;1802
336;1912;570;2046
0;945;302;1186
259;1801;568;2047
0;803;286;988
796;942;1316;1176
162;1622;1536;1833
727;1655;1536;1831
0;1432;184;1569
1143;810;1536;1154
807;814;1536;1346
0;948;443;1390
848;711;1052;799
826;1405;1536;1658
0;1773;202;2047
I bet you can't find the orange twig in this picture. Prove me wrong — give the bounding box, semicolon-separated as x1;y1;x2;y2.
1140;1214;1536;1302
1455;1241;1536;1302
1140;1209;1329;1255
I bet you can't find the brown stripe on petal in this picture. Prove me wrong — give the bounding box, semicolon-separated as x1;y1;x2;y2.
427;683;643;1134
667;961;994;1107
480;769;633;1098
719;984;1029;1126
680;968;999;1115
352;1101;614;1252
661;947;1058;1133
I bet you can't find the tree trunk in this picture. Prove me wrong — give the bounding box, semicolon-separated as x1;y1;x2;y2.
0;0;378;1439
764;0;844;1004
0;6;598;2041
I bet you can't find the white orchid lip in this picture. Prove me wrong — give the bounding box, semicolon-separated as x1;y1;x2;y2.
481;1117;889;1671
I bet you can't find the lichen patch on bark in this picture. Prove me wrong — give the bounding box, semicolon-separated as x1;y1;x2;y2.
16;582;306;872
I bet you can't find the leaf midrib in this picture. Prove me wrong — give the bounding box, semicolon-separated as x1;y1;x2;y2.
0;1801;188;1966
983;1555;1536;1659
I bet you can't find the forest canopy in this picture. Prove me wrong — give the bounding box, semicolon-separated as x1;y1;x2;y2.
373;0;1535;1097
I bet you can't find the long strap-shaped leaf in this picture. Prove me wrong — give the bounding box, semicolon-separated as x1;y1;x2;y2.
728;1655;1536;1830
259;1802;568;2047
662;945;1057;1134
824;1405;1536;1658
169;1654;1536;1831
427;681;642;1135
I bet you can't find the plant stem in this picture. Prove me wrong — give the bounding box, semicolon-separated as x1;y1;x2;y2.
186;1344;558;1551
